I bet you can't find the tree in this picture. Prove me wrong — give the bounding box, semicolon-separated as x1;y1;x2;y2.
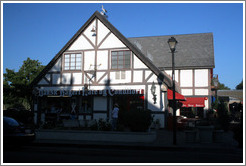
236;80;243;90
217;82;230;90
3;58;45;110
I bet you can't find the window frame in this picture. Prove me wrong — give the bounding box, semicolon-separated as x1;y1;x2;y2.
63;53;82;71
111;50;131;70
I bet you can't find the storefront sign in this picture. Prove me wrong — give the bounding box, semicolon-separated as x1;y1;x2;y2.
38;89;144;97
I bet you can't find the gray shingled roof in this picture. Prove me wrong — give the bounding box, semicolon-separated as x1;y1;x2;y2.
128;33;214;69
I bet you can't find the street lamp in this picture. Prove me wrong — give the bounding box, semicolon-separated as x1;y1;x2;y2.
151;81;157;104
168;37;178;145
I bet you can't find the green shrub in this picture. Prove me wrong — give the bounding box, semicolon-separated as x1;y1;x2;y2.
217;102;230;131
89;120;98;131
98;119;111;131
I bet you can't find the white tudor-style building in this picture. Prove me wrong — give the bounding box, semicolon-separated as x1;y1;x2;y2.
31;11;215;128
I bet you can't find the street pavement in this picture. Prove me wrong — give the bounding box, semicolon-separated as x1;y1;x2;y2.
4;129;243;163
33;128;242;152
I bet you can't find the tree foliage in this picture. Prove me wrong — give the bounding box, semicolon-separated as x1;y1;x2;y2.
3;58;45;110
217;82;230;90
236;80;243;90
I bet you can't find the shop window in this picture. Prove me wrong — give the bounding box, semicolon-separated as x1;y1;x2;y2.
64;53;82;70
111;50;131;69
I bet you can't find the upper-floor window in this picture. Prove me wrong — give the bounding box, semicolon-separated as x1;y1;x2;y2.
111;50;131;69
64;53;82;70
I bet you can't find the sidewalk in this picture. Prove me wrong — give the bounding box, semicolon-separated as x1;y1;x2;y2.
33;129;242;152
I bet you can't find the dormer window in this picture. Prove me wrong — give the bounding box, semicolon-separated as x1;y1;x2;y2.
111;50;131;69
64;53;82;70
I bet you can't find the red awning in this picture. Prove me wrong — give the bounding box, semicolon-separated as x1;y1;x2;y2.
180;97;206;107
167;89;186;101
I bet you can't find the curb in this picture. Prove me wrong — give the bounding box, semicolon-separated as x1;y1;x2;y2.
31;139;242;153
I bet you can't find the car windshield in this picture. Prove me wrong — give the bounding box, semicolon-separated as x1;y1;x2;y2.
3;117;20;127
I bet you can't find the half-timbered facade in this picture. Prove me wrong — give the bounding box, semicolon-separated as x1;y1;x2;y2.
31;11;214;128
128;33;214;118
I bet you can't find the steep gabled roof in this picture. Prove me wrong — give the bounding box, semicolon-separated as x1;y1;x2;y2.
31;11;172;88
128;33;214;69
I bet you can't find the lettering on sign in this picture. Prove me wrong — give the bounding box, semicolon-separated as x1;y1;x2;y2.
38;89;144;97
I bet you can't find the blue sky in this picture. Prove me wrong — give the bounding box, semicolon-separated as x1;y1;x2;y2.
3;2;244;89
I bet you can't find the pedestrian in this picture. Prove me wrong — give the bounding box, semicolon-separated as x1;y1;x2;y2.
111;103;119;131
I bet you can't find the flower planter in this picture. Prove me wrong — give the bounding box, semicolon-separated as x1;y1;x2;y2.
213;130;224;143
184;130;197;143
197;126;214;143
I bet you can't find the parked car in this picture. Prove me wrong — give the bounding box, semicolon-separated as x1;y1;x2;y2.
3;116;36;145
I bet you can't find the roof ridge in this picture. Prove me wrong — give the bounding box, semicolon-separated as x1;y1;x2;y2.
128;32;213;39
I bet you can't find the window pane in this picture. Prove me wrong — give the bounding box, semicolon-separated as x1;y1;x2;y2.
76;63;81;68
71;58;75;62
115;71;120;79
124;62;130;68
71;62;75;68
71;54;75;58
118;51;123;56
121;71;126;79
65;62;70;67
111;62;117;69
76;54;81;62
76;54;81;58
112;55;117;60
111;52;117;56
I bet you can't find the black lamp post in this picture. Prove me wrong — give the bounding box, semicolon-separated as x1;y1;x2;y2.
168;37;178;145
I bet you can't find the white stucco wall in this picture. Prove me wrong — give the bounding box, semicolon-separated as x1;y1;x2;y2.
38;79;49;85
68;34;94;50
195;89;209;96
99;33;126;49
62;73;71;85
180;70;193;87
145;70;152;80
52;74;61;85
147;84;165;111
195;69;208;87
97;19;110;45
45;74;51;82
165;70;179;83
181;89;193;96
133;71;143;82
133;55;148;69
83;19;96;46
73;73;82;85
97;50;108;70
84;51;95;70
147;74;158;83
